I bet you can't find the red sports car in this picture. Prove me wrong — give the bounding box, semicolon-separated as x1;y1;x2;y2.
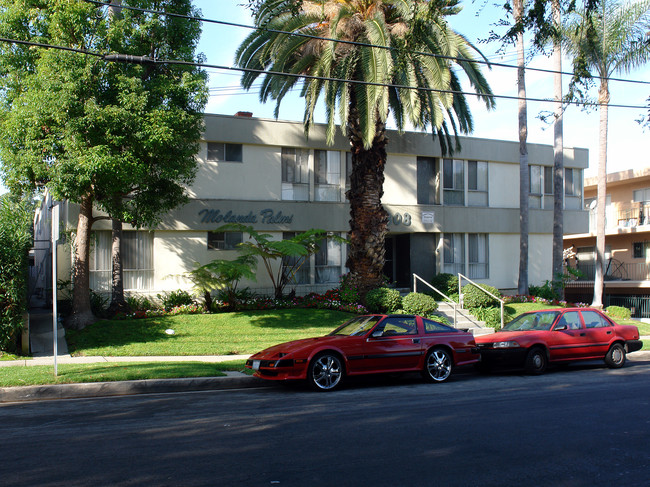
245;314;480;391
475;307;643;374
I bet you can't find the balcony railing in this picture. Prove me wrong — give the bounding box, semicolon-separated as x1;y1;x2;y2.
569;260;650;282
591;202;650;230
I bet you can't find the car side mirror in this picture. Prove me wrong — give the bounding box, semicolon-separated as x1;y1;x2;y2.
554;324;568;331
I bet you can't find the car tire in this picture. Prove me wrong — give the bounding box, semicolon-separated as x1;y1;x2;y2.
524;347;547;375
308;352;344;391
423;348;453;383
604;343;626;369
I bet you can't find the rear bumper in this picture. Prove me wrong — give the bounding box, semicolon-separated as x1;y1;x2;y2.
626;340;643;353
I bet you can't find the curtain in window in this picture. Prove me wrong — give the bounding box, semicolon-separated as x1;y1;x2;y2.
443;233;465;274
315;236;341;283
282;148;309;200
90;231;154;291
468;234;488;279
89;231;112;292
315;150;341;201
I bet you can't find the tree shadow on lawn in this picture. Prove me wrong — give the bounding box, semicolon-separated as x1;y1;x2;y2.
66;317;181;353
240;308;353;330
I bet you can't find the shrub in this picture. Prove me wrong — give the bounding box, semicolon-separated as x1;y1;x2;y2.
157;290;195;311
430;273;459;297
365;287;402;313
90;291;109;318
401;292;438;317
605;305;631;320
529;281;560;301
339;273;360;304
462;284;501;308
0;195;33;352
470;306;513;330
127;295;157;312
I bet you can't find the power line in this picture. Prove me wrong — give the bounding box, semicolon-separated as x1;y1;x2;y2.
0;36;646;110
83;0;650;86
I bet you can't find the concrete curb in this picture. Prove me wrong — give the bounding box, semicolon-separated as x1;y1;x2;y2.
0;373;266;403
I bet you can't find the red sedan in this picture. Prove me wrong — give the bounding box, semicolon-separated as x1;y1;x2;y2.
245;314;480;391
475;307;643;374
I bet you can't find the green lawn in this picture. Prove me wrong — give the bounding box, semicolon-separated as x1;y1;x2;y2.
66;308;354;357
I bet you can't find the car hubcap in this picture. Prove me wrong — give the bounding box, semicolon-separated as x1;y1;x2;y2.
313;356;341;389
427;351;451;381
612;347;623;364
532;353;543;369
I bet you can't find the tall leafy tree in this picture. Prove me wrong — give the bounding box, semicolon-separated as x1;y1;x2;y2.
236;0;494;299
563;0;650;307
0;0;208;328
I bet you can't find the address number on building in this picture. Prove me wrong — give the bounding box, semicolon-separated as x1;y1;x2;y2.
388;213;412;227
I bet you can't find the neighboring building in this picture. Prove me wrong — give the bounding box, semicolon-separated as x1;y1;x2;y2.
564;168;650;317
31;113;589;304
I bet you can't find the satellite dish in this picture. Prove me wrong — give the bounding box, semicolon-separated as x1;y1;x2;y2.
589;200;597;210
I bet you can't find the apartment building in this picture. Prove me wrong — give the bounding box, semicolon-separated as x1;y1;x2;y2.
564;168;650;317
32;113;589;302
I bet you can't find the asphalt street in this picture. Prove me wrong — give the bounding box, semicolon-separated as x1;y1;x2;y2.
2;357;650;487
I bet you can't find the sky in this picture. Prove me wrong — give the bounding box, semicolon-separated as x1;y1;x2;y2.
194;0;650;179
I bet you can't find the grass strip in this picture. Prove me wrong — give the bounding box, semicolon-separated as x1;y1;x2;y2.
0;360;247;387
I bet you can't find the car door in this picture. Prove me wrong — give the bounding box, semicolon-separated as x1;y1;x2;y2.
579;309;615;357
360;316;423;372
547;310;589;361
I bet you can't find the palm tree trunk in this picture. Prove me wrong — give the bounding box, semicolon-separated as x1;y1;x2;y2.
69;193;96;329
592;79;609;308
345;100;389;300
551;0;564;298
515;0;529;296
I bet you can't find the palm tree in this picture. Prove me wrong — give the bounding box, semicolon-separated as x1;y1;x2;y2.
563;0;650;307
236;0;494;298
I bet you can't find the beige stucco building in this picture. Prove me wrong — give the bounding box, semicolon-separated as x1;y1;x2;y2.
32;113;589;302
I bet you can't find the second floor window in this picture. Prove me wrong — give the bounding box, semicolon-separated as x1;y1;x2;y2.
468;160;488;206
282;148;309;201
443;158;464;205
207;142;242;162
314;150;341;202
564;168;583;210
417;157;440;205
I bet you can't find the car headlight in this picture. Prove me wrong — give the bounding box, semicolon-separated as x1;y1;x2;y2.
493;341;520;348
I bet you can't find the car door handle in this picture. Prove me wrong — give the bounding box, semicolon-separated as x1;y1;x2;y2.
412;338;420;344
607;331;612;335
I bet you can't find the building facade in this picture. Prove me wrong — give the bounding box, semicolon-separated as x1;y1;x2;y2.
564;168;650;317
32;113;589;303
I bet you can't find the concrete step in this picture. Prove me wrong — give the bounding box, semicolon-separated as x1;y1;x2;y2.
434;301;493;335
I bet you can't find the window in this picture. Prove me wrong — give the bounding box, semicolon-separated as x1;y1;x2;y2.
282;232;310;284
467;160;488;206
417;157;440;205
423;318;454;333
373;317;418;336
315;233;342;284
345;152;353;192
443;233;465;275
282;148;309;201
443;158;464;205
207;142;242;162
90;231;154;291
529;165;553;209
581;310;610;329
468;233;489;279
564;168;583;210
633;188;650;203
207;231;242;250
557;311;582;330
314;150;341;202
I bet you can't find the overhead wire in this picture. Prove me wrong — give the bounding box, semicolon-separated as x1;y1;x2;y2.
82;0;650;86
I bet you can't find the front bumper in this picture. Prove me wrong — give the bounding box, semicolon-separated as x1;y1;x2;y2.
477;347;528;366
245;358;308;381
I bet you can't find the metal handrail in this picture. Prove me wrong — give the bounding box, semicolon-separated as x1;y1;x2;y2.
458;273;504;329
413;273;458;327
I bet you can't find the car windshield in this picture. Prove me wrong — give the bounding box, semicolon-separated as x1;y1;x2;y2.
330;316;382;336
501;311;560;331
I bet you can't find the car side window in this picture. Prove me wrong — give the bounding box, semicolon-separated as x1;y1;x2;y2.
558;311;582;330
581;310;610;328
423;318;454;333
374;317;418;336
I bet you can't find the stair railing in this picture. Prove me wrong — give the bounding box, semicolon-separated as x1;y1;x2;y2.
413;273;458;327
458;273;504;330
